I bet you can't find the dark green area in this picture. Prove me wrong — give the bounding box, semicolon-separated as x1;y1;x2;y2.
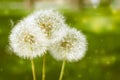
0;3;120;80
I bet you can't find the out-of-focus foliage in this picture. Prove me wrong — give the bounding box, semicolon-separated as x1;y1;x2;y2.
62;8;120;34
0;0;120;80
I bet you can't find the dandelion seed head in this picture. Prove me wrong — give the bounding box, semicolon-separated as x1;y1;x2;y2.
9;19;48;59
32;9;67;44
49;28;87;62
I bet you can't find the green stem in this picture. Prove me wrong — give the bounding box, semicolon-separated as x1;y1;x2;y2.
59;59;66;80
42;55;46;80
31;59;36;80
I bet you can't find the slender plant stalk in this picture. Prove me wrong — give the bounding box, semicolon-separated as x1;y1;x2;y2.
31;59;36;80
42;55;46;80
59;59;66;80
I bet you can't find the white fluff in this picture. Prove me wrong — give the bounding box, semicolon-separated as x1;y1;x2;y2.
31;9;67;44
9;18;48;59
49;27;87;62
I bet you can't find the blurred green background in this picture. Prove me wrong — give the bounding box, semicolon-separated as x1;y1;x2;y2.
0;0;120;80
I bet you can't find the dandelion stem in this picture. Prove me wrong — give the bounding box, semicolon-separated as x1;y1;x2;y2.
59;59;66;80
31;59;36;80
42;55;46;80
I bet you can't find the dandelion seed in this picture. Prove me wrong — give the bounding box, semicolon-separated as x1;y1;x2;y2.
49;27;87;80
9;19;48;59
9;17;48;80
49;27;87;62
32;9;67;44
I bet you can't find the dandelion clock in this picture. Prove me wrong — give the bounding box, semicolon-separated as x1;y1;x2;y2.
49;27;87;80
9;18;48;80
32;9;67;44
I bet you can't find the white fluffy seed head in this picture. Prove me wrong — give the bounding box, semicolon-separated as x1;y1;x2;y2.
32;9;67;44
49;27;88;62
9;18;48;59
